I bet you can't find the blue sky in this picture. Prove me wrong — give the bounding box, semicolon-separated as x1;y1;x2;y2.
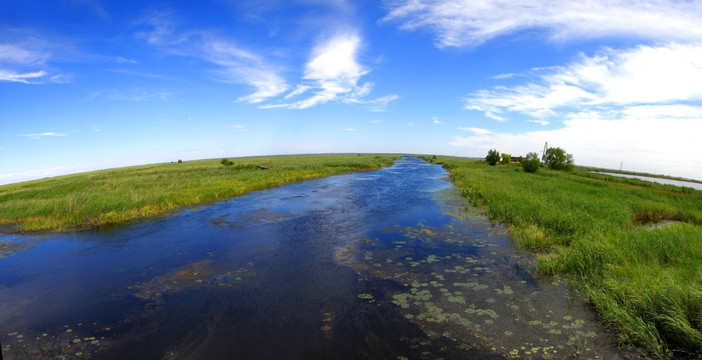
1;0;701;185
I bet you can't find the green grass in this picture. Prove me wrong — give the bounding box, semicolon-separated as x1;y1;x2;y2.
0;154;399;232
439;157;702;357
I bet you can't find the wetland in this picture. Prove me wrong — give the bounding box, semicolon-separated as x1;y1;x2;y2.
0;158;628;359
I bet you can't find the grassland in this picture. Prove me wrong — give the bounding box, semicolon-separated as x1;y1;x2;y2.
0;154;399;232
438;156;702;357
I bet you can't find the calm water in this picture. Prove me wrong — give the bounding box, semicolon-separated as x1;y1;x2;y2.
592;171;702;191
0;158;627;359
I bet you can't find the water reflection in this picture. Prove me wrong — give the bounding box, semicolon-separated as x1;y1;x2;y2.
0;158;627;359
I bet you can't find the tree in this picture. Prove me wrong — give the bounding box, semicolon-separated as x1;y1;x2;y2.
221;158;233;166
485;149;500;166
521;152;541;173
543;147;574;171
500;153;511;164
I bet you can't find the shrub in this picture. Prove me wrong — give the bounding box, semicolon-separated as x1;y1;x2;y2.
220;158;233;166
521;152;541;173
501;153;511;164
177;159;183;163
485;149;500;166
543;147;574;171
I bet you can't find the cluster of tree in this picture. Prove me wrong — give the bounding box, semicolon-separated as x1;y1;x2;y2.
485;150;513;166
485;147;574;173
221;158;234;166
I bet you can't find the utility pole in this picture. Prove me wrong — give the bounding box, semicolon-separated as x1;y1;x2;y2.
620;161;623;171
542;142;548;162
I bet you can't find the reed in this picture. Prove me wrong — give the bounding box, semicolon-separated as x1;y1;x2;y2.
0;154;399;232
440;157;702;357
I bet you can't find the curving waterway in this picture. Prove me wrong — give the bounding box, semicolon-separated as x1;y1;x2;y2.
0;158;630;359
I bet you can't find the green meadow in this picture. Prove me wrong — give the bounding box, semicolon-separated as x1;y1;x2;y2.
2;154;700;357
0;154;398;232
438;156;702;357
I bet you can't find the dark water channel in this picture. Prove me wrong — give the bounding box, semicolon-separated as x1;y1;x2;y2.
0;158;627;359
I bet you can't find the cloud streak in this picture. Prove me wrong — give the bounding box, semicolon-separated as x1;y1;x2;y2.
383;0;702;48
23;132;68;139
466;43;702;119
136;10;288;103
0;42;61;84
260;32;398;110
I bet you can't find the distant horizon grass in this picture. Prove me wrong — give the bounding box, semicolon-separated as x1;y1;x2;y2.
0;154;399;232
437;156;701;358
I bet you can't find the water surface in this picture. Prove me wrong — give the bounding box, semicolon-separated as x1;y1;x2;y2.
1;158;627;359
591;171;702;190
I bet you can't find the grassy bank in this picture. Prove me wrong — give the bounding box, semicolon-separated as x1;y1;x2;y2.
439;157;702;357
0;154;399;232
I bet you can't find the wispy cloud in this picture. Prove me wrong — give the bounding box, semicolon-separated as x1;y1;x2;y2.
136;10;288;103
466;43;702;120
23;132;67;139
383;0;702;48
261;32;398;110
264;33;367;109
0;42;61;84
88;88;172;102
457;127;492;135
432;116;443;125
115;56;137;64
228;124;247;132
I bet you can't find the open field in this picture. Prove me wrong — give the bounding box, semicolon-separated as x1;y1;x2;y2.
438;156;702;357
0;154;399;232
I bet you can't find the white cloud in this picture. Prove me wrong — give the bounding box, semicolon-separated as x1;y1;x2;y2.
457;127;492;135
269;33;367;109
23;132;67;139
89;88;172;102
451;105;702;180
432;116;443;124
136;12;288;103
262;33;398;110
466;43;702;119
0;69;47;83
0;42;60;84
492;73;515;80
229;124;247;132
383;0;702;48
115;56;137;64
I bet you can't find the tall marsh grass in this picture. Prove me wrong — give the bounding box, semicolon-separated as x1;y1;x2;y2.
440;157;702;357
0;154;398;232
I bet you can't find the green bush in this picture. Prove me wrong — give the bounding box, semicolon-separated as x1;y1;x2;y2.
220;158;234;166
485;149;500;166
544;147;574;171
500;153;511;164
521;152;541;173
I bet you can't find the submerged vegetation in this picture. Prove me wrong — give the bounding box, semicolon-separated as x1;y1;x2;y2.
0;154;398;232
439;156;702;357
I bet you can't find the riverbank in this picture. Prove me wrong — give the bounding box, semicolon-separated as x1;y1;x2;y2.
0;154;399;232
439;157;701;358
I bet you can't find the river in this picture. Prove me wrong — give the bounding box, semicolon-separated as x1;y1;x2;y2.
591;171;702;191
0;158;628;359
